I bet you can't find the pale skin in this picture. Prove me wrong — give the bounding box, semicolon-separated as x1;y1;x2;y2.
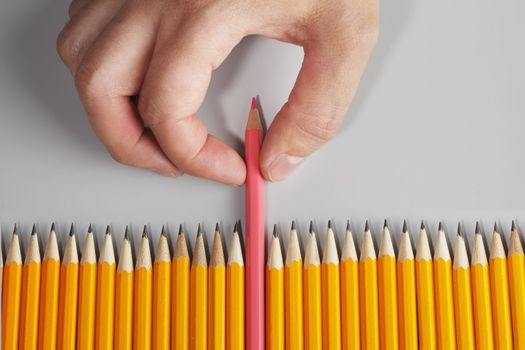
57;0;379;185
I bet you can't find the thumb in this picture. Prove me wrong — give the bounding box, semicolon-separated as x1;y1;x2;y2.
260;31;377;181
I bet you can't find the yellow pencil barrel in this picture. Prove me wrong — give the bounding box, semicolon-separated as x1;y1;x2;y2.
359;227;379;350
226;229;244;350
489;250;513;349
397;257;418;349
321;227;341;350
3;260;23;350
172;255;190;350
153;233;171;350
266;265;284;350
190;233;208;350
341;257;360;350
378;225;398;350
304;232;322;350
77;261;97;350
115;234;133;350
285;260;303;350
19;235;41;350
134;266;152;350
508;226;525;350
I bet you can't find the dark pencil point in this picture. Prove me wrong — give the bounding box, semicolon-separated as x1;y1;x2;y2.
328;220;332;230
457;222;462;236
420;220;425;230
51;222;56;232
365;220;369;232
346;220;350;232
309;221;314;234
69;223;74;236
31;223;37;236
142;225;148;238
178;224;183;236
273;224;277;237
402;220;408;234
124;225;129;240
105;225;111;235
161;225;166;237
88;223;92;234
512;220;516;231
383;219;388;229
215;222;220;233
233;222;238;234
438;221;443;232
291;220;296;231
475;221;481;235
13;223;18;235
493;222;498;233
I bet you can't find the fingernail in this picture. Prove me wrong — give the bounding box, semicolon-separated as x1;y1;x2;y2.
267;154;303;181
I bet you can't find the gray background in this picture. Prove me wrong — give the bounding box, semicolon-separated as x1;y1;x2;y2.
1;0;524;257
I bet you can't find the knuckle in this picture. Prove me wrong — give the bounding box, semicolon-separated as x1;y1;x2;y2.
74;61;107;101
108;145;132;165
56;26;83;66
289;104;342;143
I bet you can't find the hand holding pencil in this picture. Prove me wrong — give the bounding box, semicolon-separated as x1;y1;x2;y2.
56;0;379;184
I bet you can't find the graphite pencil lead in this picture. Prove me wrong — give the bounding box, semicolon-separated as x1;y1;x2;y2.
197;223;202;235
512;220;516;231
493;221;498;233
402;220;408;234
457;222;462;236
142;225;148;238
273;224;277;237
291;220;296;231
475;221;481;235
51;222;56;232
161;225;166;237
384;219;388;229
233;221;238;233
87;223;92;234
13;223;18;235
365;220;369;232
309;221;314;234
69;223;75;236
105;225;111;235
346;220;350;231
215;222;220;233
31;223;37;236
328;220;332;230
178;224;183;236
124;225;129;240
438;221;443;232
420;220;425;230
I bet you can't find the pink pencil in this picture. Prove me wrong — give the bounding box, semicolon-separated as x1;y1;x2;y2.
245;97;265;350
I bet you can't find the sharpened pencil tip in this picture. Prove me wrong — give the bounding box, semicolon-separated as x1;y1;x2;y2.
273;224;277;237
309;221;314;234
512;220;516;231
328;220;332;230
215;222;220;233
178;224;183;236
493;222;498;233
233;221;238;233
31;224;37;236
105;225;111;235
438;221;443;232
87;223;92;234
346;220;350;231
124;226;129;240
420;220;425;230
69;223;74;236
403;220;408;233
457;222;462;236
197;223;202;235
13;223;18;235
475;221;481;235
383;219;388;229
251;97;257;110
142;225;148;238
51;222;56;232
161;225;166;237
291;220;296;231
365;220;369;232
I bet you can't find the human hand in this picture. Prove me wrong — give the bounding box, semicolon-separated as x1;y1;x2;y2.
57;0;378;185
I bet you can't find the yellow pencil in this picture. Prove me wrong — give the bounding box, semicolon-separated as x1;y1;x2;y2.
489;224;513;350
471;223;494;350
434;222;456;350
190;227;208;350
377;220;398;350
266;226;285;350
208;224;226;350
321;221;341;350
508;221;525;349
415;221;436;350
38;223;61;350
19;226;41;350
172;225;190;350
134;226;152;350
153;227;172;350
57;225;80;350
359;221;379;350
303;224;322;350
284;221;303;350
340;221;360;350
96;226;116;350
226;223;245;350
452;224;475;350
2;226;23;350
77;225;98;350
397;221;418;350
115;228;134;350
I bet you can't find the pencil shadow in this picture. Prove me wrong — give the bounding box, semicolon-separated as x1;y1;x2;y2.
341;0;415;130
